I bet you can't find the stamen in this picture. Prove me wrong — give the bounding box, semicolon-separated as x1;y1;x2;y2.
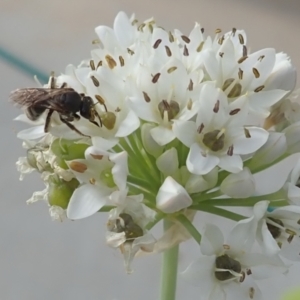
197;123;204;134
227;145;234;156
152;73;161;83
169;31;175;42
143;91;151;102
229;108;240;115
215;28;222;34
90;60;95;70
196;41;204;52
252;68;260;78
91;75;100;87
238;34;244;44
232;28;237;36
127;48;135;55
90;154;104;160
254;85;265;92
213;100;220;113
183;45;189;56
218;36;224;45
188;79;193;91
249;287;255;299
219;52;224;58
244;128;251;138
105;55;117;69
165;45;172;57
119;56;125;67
69;161;87;173
153;39;162;49
187;99;192;110
181;35;190;43
238;56;248;64
238;68;243;80
243;45;247;57
97;60;103;68
167;66;177;73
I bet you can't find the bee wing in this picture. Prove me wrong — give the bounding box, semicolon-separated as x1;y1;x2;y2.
10;88;75;107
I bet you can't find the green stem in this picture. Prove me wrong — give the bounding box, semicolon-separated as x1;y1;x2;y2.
193;205;246;221
159;220;179;300
175;214;201;244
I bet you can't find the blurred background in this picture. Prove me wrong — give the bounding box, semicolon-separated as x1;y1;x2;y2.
1;0;300;299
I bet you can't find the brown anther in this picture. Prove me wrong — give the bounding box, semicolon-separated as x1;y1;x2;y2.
92;39;100;44
249;287;255;299
238;34;245;44
201;28;204;33
239;271;246;283
187;99;193;110
285;228;296;236
252;68;260;78
90;154;104;160
153;39;162;49
152;73;161;83
244;128;251;138
278;241;282;248
218;36;225;45
258;55;265;62
127;48;135;55
89;178;96;184
97;60;103;68
228;83;242;98
119;56;125;67
91;75;100;87
232;28;237;36
213;100;220;113
131;19;138;26
197;123;204;134
95;94;105;105
197;41;204;52
219;52;224;58
143;91;151;103
69;161;87;173
167;66;177;73
138;23;145;31
227;145;234;156
297;219;300;225
229;108;240;115
183;45;189;56
243;45;247;57
246;269;252;275
238;56;248;64
215;28;222;34
115;107;121;112
188;79;193;91
254;85;265;92
90;60;95;70
169;31;175;42
238;68;243;80
105;55;117;69
165;46;172;57
288;235;295;243
181;35;190;43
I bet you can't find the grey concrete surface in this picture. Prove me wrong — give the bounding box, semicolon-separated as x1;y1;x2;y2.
1;1;300;299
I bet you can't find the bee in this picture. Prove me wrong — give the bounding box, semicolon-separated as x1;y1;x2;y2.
10;75;102;137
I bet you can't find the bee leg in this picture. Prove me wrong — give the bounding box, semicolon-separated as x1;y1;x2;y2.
60;82;67;88
59;116;90;138
94;110;103;127
44;109;54;132
73;113;81;121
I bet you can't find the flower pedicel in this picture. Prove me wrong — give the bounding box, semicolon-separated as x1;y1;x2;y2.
11;11;300;300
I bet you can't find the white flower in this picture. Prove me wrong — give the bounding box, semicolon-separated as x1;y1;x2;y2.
284;158;300;205
174;83;269;175
106;190;156;273
237;201;300;261
66;148;128;219
182;224;286;300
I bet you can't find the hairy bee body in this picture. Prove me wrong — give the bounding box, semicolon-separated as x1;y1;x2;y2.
10;87;101;137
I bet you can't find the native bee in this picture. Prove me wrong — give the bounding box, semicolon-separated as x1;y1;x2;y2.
10;76;102;137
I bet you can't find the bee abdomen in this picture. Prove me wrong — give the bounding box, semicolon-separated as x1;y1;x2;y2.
26;106;47;120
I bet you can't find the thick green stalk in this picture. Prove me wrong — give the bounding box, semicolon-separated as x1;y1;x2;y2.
159;220;179;300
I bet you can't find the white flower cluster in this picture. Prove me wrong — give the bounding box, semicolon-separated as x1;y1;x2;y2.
13;11;300;299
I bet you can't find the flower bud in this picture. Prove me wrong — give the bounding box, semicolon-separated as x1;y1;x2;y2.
156;176;192;213
48;176;80;209
220;168;255;198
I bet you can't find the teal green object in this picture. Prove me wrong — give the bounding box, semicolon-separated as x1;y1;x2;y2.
0;46;48;83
